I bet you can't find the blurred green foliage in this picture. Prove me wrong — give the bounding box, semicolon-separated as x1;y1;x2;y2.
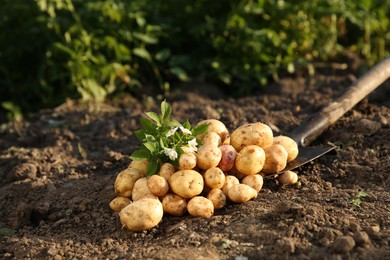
1;0;389;119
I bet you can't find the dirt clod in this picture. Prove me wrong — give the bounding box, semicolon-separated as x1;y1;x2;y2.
331;236;356;254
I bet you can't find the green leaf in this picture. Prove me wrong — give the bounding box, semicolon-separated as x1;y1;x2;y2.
130;149;151;160
140;118;157;133
134;130;146;141
192;123;209;136
143;142;156;153
161;100;172;122
167;119;181;127
170;67;189;81
0;227;16;236
182;119;191;129
146;159;159;176
145;111;161;125
133;47;151;61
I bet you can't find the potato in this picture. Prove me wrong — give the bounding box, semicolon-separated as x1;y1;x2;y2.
261;144;288;175
178;152;197;170
109;197;131;212
168;170;204;199
128;159;149;176
119;198;163;231
235;145;266;175
158;162;176;181
218;144;237;172
278;170;298;185
187;196;214;218
227;184;258;203
162;193;187;217
114;168;144;197
241;174;264;192
132;177;158;201
221;175;240;195
204;167;226;189
201;132;221;147
207;188;226;209
147;175;169;197
230;122;273;151
196;119;229;143
273;135;299;162
196;145;222;170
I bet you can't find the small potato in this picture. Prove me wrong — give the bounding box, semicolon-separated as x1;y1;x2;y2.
218;144;237;172
147;175;169;197
273;135;299;162
201;132;221;147
261;144;288;175
162;193;187;217
179;152;197;170
109;197;131;212
241;174;264;192
196;119;229;143
221;175;240;195
207;188;226;209
119;198;163;231
235;145;266;175
230;122;273;151
227;184;257;203
169;170;204;199
158;162;176;181
204;167;226;189
128;159;149;176
114;168;144;197
196;145;222;170
132;177;158;201
278;170;298;185
187;196;214;218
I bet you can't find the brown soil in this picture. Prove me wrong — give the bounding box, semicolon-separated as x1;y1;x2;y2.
1;61;389;259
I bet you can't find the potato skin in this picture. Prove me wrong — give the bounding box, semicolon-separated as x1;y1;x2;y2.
273;135;299;162
114;168;144;198
196;119;229;143
201;132;221;147
230;122;273;151
221;175;240;195
162;194;187;217
227;184;258;203
235;145;266;175
187;196;214;218
261;144;288;175
132;177;157;201
207;188;226;209
128;160;149;176
158;163;176;181
204;167;226;189
278;170;298;185
218;144;237;172
147;175;169;197
168;170;204;199
196;145;222;170
178;152;197;170
241;174;264;193
119;198;163;231
109;197;131;212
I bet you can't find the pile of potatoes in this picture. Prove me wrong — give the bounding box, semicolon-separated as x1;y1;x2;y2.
110;119;299;231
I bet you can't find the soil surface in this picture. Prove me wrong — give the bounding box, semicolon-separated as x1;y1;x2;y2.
0;60;389;259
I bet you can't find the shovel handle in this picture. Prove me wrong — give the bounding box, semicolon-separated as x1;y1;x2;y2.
290;57;390;147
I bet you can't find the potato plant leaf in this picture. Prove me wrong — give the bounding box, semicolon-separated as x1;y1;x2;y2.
146;158;159;176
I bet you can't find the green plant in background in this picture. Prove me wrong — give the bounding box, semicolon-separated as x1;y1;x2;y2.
349;191;369;208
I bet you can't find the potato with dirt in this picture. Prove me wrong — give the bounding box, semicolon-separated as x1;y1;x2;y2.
204;167;226;189
109;197;132;212
227;184;258;203
273;135;299;162
196;119;229;143
119;198;163;231
187;196;214;218
207;188;227;209
178;152;197;170
128;159;149;176
241;174;264;192
235;145;266;175
147;175;169;197
278;170;298;185
201;132;221;147
168;170;204;199
196;145;222;170
261;144;288;174
162;193;188;217
221;175;240;195
114;168;144;198
230;122;273;151
132;177;158;201
218;144;237;172
158;162;176;181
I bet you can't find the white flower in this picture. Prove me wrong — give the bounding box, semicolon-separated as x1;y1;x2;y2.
166;127;178;137
187;138;198;152
179;126;192;135
163;147;178;161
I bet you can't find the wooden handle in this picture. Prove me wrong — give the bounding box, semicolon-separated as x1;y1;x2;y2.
290;57;390;147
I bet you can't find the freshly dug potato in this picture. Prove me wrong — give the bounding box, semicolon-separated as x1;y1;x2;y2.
227;184;258;203
187;196;214;218
132;177;158;201
119;198;163;231
147;175;169;197
196;145;222;170
158;162;176;181
218;144;237;172
109;197;131;212
114;168;144;197
128;159;149;176
196;119;229;143
207;188;226;209
201;132;221;147
178;152;197;170
230;122;273;151
261;144;288;175
169;170;204;199
235;145;266;175
204;167;226;189
278;170;298;185
241;174;264;193
273;135;299;162
221;175;240;195
162;193;187;217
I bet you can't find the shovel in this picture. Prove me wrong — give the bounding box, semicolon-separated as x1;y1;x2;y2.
276;57;390;175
